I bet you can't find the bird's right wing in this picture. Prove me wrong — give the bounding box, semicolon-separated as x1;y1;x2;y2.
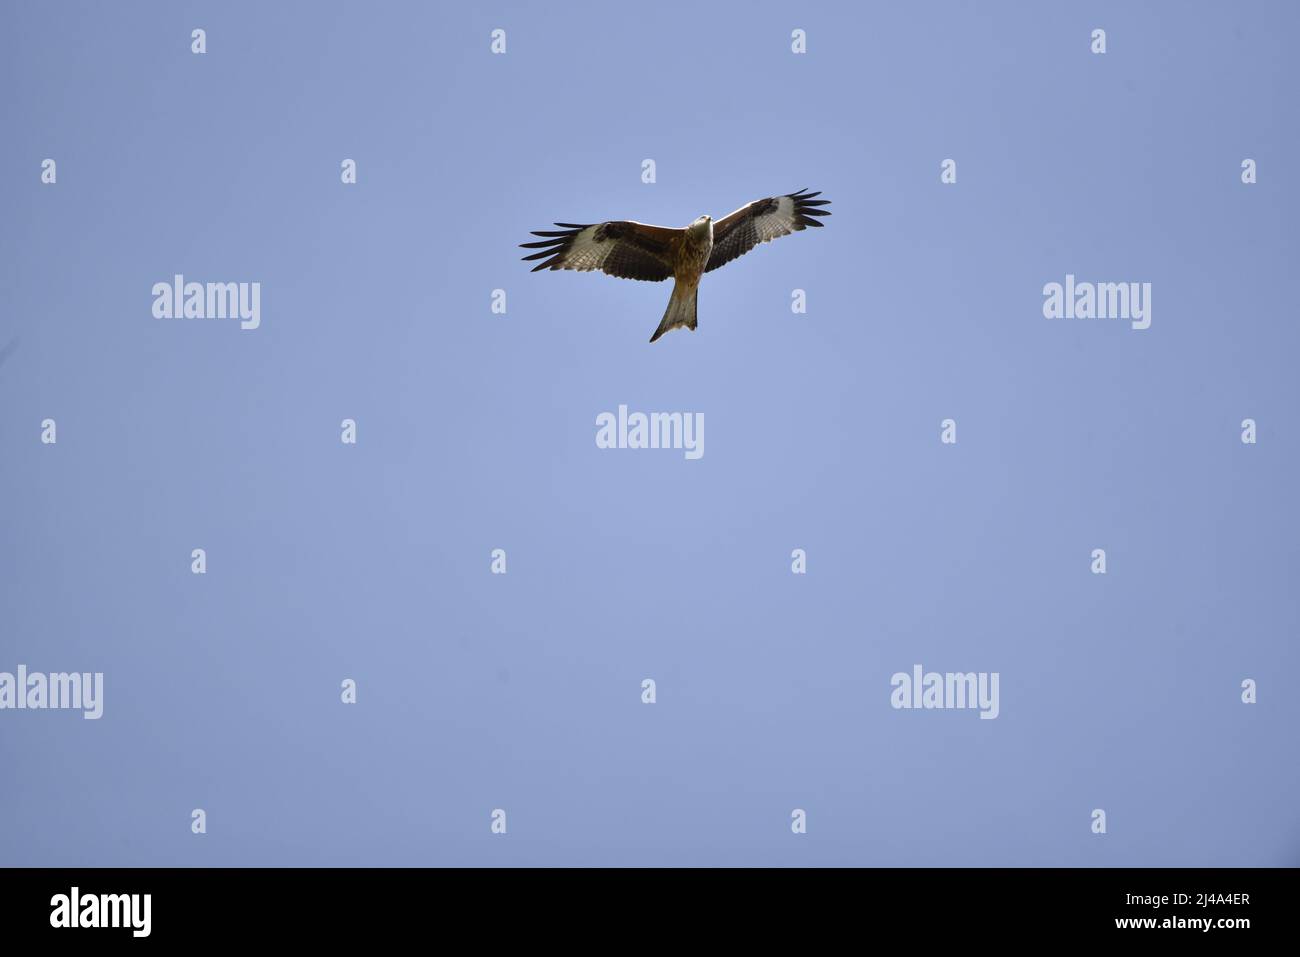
521;220;681;282
705;189;831;273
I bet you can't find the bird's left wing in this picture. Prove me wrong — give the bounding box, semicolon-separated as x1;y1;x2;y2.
705;189;831;273
521;220;681;282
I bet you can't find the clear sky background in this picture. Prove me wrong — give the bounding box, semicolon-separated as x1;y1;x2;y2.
1;0;1296;866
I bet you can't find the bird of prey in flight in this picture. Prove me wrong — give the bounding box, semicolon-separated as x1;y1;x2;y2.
520;189;831;342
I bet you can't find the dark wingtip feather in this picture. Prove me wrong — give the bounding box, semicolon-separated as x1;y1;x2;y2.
522;222;589;271
793;190;831;229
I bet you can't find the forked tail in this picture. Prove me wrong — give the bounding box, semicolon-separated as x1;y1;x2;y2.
649;282;698;343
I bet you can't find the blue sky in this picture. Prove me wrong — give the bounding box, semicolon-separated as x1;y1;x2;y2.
0;0;1296;865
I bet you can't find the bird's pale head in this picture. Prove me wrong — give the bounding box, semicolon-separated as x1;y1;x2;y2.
689;214;713;237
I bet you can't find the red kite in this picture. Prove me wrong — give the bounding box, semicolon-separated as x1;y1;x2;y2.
521;189;831;342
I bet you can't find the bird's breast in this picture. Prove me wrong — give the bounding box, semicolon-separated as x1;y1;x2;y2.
675;232;713;282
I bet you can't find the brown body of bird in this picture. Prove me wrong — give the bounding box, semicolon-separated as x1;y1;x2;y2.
520;189;831;342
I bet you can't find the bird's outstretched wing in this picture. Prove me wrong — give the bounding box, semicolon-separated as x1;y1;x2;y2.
520;220;681;282
705;189;831;273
